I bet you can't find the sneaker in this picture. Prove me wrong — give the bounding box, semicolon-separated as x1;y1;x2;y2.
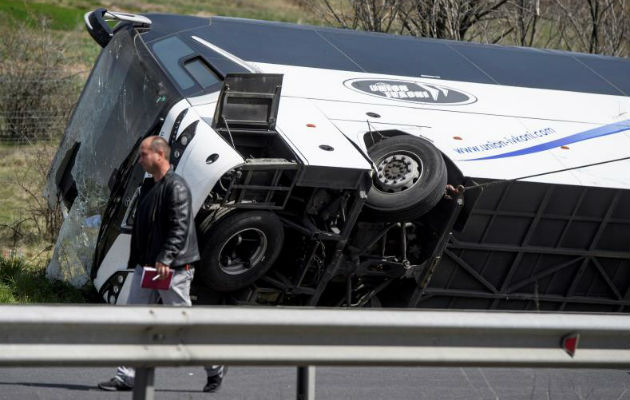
97;377;133;391
203;374;223;393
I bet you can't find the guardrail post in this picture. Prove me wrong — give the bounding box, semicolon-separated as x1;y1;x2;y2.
296;366;316;400
133;367;155;400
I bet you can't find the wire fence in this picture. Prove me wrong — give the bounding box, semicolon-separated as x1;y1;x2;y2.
0;117;67;143
0;71;85;143
0;105;72;142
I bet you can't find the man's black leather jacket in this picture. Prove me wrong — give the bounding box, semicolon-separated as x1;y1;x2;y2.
128;167;200;269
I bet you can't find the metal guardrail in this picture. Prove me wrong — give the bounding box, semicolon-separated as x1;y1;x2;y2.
0;305;628;399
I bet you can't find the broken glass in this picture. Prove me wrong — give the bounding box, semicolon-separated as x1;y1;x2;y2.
45;29;175;286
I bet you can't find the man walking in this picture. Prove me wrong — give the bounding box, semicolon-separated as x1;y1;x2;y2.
97;136;225;393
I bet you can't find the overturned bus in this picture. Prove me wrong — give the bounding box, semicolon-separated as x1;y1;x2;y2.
45;9;630;311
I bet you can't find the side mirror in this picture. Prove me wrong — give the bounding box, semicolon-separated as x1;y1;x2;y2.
84;8;152;48
84;8;113;48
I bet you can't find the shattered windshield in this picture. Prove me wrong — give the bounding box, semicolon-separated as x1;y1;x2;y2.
45;28;176;285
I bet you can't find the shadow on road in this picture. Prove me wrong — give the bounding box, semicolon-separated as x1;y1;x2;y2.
0;381;95;391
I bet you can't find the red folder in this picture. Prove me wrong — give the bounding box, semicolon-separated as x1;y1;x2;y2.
140;267;173;290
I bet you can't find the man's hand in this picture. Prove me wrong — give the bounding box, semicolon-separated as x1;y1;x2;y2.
155;261;171;280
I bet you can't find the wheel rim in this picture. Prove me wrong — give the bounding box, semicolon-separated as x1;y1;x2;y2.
373;151;423;193
218;228;268;275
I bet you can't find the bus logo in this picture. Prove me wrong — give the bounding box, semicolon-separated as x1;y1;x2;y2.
345;79;477;105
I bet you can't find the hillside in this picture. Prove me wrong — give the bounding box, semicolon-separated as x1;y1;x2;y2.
0;0;315;31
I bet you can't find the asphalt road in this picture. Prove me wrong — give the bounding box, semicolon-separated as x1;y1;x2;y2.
0;366;627;400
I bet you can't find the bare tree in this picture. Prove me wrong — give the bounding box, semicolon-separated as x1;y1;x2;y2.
298;0;628;56
396;0;509;40
296;0;403;32
514;0;540;46
593;0;629;56
471;0;540;45
354;0;404;31
299;0;510;39
549;0;629;56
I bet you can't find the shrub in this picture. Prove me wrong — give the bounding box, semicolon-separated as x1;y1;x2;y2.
0;18;79;142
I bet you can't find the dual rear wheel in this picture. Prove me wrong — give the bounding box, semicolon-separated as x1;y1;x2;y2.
364;135;447;221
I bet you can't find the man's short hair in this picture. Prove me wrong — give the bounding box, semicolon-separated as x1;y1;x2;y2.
149;136;171;160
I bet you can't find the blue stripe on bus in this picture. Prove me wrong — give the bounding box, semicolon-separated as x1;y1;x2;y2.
468;120;630;161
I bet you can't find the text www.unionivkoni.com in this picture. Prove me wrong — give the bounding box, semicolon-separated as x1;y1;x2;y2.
453;127;556;155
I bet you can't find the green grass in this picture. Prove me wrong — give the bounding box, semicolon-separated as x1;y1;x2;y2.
0;0;321;74
0;0;320;32
0;254;94;303
0;0;85;30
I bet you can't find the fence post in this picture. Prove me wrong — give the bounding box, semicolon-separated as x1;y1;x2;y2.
296;366;316;400
133;367;155;400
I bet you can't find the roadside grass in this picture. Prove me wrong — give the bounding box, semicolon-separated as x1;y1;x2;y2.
0;142;59;262
0;0;85;31
0;143;98;304
46;28;101;76
1;0;321;31
0;0;320;83
0;254;94;303
100;0;316;23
